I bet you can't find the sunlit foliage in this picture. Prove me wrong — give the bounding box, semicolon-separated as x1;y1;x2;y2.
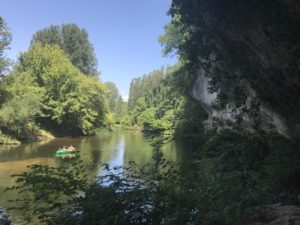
127;63;206;135
0;44;108;137
104;82;126;124
0;16;12;77
31;24;98;76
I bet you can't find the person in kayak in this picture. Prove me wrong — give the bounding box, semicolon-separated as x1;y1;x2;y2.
67;145;75;151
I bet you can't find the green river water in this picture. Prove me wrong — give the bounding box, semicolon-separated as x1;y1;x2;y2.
0;129;189;223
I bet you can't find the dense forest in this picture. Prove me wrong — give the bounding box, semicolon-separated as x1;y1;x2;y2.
125;63;206;138
1;0;300;224
0;21;125;143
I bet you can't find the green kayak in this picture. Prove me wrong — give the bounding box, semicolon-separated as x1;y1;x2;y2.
55;146;76;158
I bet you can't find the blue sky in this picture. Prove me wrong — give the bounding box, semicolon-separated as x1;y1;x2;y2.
1;0;177;100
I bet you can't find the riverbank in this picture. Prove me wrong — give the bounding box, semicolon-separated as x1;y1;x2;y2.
0;133;20;145
0;129;55;146
33;129;55;141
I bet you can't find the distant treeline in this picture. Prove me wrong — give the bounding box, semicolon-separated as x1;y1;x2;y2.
126;63;206;137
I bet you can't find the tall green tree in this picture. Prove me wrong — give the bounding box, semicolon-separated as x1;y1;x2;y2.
31;24;98;76
0;71;43;139
0;16;12;77
104;82;120;112
128;68;168;112
115;95;126;123
104;82;126;123
127;63;206;134
1;43;108;136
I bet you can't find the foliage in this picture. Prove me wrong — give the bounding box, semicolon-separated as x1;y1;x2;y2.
0;44;108;137
7;152;183;225
127;63;206;136
115;96;126;123
104;82;126;124
31;23;98;76
104;82;120;112
7;157;87;224
0;71;43;139
174;96;206;140
159;13;192;58
128;65;178;132
128;67;168;112
36;128;55;139
121;114;132;129
0;91;41;139
137;107;160;131
0;16;12;77
8;131;299;225
3;1;300;224
161;0;300;134
0;131;20;145
199;131;300;206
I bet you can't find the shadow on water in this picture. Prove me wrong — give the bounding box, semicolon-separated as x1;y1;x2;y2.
0;129;189;222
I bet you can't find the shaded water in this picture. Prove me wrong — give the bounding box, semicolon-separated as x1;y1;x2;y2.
0;129;187;222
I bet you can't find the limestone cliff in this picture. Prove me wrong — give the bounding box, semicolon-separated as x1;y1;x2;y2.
176;0;300;136
191;69;288;136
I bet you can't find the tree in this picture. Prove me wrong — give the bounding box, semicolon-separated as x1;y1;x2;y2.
0;71;43;139
104;82;120;112
115;96;125;123
0;93;41;138
10;43;107;135
104;82;126;124
0;16;12;77
31;24;98;76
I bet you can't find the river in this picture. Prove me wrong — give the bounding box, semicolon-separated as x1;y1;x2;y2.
0;129;188;223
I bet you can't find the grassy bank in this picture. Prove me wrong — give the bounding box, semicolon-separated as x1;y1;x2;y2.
0;132;20;145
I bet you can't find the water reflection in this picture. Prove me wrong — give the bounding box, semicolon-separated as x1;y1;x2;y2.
0;130;188;186
0;129;187;222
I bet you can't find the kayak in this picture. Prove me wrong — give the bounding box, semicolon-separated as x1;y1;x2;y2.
55;146;76;158
55;149;75;156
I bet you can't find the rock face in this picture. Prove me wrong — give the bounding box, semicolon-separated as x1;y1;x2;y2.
176;0;300;136
191;69;288;136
